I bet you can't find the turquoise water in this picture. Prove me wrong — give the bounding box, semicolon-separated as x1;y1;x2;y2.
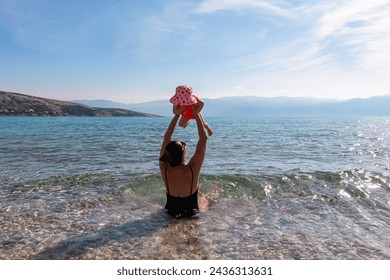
1;116;390;259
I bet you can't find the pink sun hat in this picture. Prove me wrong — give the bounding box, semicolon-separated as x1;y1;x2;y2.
169;85;198;106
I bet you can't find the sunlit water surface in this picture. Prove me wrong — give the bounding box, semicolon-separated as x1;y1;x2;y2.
1;117;390;259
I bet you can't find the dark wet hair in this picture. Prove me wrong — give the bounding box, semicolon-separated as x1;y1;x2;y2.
159;141;185;166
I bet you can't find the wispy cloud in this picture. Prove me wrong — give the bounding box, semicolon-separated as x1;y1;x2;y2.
0;1;90;52
211;0;390;76
314;0;389;39
196;0;293;17
153;27;189;36
312;0;390;73
230;39;335;77
144;14;195;39
192;0;390;98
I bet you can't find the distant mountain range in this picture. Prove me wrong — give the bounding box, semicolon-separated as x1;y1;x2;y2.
2;90;389;117
73;94;390;117
0;91;157;117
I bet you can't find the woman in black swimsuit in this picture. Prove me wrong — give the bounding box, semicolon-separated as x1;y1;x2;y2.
159;106;208;218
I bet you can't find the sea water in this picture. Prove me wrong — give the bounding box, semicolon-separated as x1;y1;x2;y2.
1;116;390;259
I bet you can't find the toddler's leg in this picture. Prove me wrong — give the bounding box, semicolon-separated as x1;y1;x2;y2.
179;116;191;128
199;113;213;137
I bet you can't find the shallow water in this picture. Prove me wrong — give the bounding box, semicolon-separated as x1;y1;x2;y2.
1;117;390;259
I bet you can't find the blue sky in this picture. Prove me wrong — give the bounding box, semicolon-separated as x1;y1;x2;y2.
1;0;390;103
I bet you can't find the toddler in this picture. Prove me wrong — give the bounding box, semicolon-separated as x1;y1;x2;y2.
170;85;213;137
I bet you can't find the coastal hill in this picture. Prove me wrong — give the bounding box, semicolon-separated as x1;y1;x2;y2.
0;91;156;117
74;94;390;117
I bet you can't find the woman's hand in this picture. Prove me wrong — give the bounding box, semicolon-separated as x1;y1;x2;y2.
192;100;204;115
173;105;186;116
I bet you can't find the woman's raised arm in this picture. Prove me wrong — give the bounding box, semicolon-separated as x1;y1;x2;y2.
160;115;179;158
188;114;208;171
160;106;185;157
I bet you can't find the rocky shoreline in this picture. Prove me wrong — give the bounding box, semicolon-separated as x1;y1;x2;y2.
0;91;157;117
